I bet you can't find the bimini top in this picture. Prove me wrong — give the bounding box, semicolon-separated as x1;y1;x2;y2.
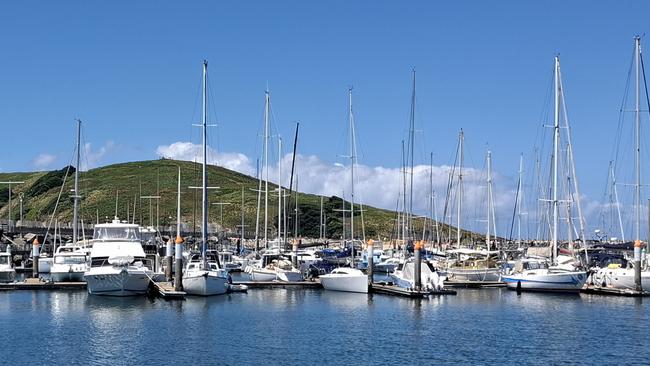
93;219;141;242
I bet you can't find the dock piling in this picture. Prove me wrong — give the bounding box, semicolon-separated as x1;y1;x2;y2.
174;235;183;291
32;240;40;278
165;237;173;281
367;240;374;291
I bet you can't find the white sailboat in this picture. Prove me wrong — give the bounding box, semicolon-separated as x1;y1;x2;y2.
51;119;88;282
182;60;229;296
320;87;368;293
591;37;650;291
501;56;587;292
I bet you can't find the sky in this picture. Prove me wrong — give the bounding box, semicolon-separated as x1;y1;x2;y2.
2;1;650;239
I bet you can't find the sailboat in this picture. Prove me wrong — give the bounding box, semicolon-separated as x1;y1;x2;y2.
51;119;89;282
591;37;650;291
320;87;368;293
247;90;302;282
181;60;229;296
501;56;588;292
446;150;501;283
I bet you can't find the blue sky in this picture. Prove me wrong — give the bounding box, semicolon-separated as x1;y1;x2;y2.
2;1;650;237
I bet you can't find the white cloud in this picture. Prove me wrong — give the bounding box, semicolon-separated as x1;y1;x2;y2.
32;153;57;169
82;141;115;170
155;141;255;176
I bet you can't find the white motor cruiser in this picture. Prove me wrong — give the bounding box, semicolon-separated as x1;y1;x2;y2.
50;245;88;282
84;219;153;296
0;247;16;283
320;267;368;293
501;258;587;293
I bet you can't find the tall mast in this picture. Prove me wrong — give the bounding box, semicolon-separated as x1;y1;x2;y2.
408;70;416;240
349;88;355;245
552;56;560;265
201;60;209;266
177;166;181;241
486;150;492;253
457;129;464;247
517;154;523;249
635;36;641;243
277;137;282;244
264;90;270;248
72;119;81;244
401;140;407;243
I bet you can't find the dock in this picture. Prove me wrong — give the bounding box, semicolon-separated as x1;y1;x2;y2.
151;281;186;299
371;283;457;298
444;280;506;288
0;278;86;291
581;285;650;297
232;281;322;289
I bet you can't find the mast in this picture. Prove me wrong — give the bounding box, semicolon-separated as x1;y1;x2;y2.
201;60;209;267
552;56;560;265
263;91;270;248
610;162;625;241
517;154;524;249
401;140;407;243
349;88;355;252
634;36;643;291
486;150;492;253
277;137;282;245
457;129;464;247
72;119;81;244
408;70;416;241
177;166;182;241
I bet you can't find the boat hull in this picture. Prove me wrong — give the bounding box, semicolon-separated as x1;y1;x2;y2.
84;267;152;296
502;271;587;292
183;271;229;296
592;267;650;290
446;267;501;282
277;269;302;282
50;270;85;282
320;273;368;293
248;268;278;282
0;269;16;283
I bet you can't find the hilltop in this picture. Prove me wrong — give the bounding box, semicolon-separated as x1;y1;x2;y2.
0;159;466;241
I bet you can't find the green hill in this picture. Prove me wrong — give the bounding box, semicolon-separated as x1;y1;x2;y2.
0;159;467;241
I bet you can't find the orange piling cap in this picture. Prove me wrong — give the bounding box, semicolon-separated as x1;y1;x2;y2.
175;235;184;244
33;237;40;245
635;240;642;248
414;240;423;250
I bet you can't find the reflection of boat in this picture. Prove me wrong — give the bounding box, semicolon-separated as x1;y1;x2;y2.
84;219;153;296
320;268;368;293
50;245;88;282
0;248;16;283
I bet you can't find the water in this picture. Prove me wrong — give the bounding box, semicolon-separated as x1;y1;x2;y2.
0;288;648;365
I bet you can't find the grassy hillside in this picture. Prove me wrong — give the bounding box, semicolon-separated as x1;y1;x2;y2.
0;159;469;241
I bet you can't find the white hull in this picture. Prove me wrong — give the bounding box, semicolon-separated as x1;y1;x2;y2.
38;257;52;273
50;270;85;282
182;271;229;296
320;273;368;293
592;267;650;290
277;269;302;282
84;267;152;296
502;270;587;292
248;267;278;282
446;267;501;282
0;269;16;283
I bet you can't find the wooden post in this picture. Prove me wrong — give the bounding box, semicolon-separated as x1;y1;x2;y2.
32;237;40;279
367;240;374;289
414;240;422;291
174;235;184;291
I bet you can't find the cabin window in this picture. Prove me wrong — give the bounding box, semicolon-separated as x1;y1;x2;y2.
0;257;8;265
93;227;140;241
55;256;86;264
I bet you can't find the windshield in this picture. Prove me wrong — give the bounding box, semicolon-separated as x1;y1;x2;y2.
0;256;8;265
93;227;140;241
55;256;86;264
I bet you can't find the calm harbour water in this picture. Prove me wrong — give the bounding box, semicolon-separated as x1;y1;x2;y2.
0;288;648;365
